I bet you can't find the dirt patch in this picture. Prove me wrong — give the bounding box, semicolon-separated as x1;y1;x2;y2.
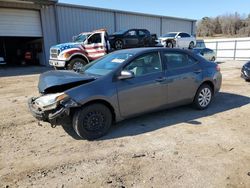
0;62;250;187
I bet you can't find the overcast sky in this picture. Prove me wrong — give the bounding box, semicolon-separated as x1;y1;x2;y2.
60;0;250;20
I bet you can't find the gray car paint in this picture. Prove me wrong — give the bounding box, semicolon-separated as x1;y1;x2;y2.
58;48;221;122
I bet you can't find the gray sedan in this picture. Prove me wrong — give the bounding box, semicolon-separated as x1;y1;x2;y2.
28;48;222;140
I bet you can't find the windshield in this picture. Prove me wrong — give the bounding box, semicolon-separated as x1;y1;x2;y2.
73;33;90;42
162;33;177;38
81;52;134;76
113;30;127;35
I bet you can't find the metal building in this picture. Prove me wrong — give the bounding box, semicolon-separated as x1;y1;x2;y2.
0;0;196;67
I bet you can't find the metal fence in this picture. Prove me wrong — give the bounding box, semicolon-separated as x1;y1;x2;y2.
196;38;250;61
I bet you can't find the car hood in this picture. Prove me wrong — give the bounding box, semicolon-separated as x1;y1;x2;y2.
158;37;175;40
38;70;96;94
109;34;122;38
50;42;81;51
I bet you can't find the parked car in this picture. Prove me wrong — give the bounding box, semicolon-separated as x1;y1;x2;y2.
49;29;110;72
192;48;216;61
28;48;222;140
241;61;250;81
158;32;196;49
109;29;157;50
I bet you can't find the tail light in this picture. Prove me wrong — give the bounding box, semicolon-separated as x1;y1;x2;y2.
216;64;220;72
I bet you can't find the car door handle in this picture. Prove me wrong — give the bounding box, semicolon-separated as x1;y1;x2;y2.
193;69;202;74
155;77;167;82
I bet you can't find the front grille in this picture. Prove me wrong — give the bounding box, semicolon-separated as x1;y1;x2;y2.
51;48;58;54
50;48;59;59
51;54;58;58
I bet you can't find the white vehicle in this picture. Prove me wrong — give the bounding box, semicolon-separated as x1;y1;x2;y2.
158;32;196;49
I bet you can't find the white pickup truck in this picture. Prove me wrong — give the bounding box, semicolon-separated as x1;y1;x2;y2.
158;32;196;49
49;29;110;72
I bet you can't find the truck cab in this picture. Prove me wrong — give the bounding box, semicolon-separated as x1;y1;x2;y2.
49;29;110;72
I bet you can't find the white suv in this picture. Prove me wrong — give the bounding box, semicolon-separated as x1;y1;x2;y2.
158;32;196;49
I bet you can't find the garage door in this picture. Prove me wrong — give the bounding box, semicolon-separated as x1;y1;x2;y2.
0;8;42;37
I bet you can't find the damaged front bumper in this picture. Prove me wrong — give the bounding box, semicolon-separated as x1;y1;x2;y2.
28;97;79;124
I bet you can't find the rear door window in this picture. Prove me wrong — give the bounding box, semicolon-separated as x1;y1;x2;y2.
162;52;197;70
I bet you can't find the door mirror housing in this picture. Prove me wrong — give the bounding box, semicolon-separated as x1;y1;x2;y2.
118;70;135;80
177;36;181;39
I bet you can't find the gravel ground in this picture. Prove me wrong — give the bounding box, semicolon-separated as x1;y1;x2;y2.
0;61;250;188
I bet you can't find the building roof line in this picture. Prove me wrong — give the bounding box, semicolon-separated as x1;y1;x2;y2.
57;2;196;22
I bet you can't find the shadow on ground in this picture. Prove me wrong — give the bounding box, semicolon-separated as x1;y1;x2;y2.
61;92;250;140
0;65;53;77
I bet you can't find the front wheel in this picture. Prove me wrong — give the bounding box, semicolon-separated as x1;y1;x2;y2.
114;40;124;50
72;104;112;140
189;41;195;49
67;58;87;72
166;41;173;48
193;84;213;110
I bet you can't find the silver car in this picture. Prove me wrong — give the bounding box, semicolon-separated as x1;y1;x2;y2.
192;48;216;61
29;48;222;140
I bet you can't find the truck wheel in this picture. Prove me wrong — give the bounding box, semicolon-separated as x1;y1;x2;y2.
72;103;112;140
68;58;87;72
189;42;195;49
114;40;124;50
166;41;173;48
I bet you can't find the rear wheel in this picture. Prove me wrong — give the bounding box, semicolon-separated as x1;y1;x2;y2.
193;84;213;110
67;58;87;72
73;104;112;140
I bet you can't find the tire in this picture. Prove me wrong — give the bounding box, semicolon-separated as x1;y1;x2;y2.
211;56;216;61
114;40;124;50
193;84;213;110
189;41;195;49
72;103;112;140
166;41;173;48
67;58;87;72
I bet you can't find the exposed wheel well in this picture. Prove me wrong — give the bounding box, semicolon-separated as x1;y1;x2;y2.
82;99;116;123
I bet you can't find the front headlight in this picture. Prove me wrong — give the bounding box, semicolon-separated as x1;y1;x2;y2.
35;93;69;110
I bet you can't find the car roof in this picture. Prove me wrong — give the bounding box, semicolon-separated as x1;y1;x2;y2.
112;47;192;55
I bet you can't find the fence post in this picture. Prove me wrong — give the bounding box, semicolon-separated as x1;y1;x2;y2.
215;41;218;58
233;40;237;60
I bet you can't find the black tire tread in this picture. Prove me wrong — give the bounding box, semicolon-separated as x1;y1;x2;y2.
72;103;112;140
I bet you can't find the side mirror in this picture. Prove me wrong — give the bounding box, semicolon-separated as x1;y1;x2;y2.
118;70;134;80
200;52;204;55
177;36;181;39
72;36;77;42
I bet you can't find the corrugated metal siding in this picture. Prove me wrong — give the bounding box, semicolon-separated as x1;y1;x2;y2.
116;13;161;36
0;8;42;37
56;5;115;42
40;5;58;65
0;1;40;9
162;18;192;34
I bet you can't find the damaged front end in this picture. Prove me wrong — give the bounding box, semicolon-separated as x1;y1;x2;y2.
28;92;79;125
